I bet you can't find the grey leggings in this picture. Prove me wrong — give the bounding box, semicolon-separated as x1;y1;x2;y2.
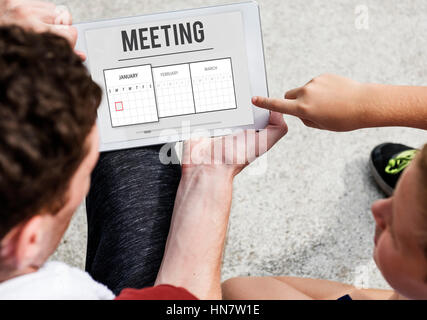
85;145;181;295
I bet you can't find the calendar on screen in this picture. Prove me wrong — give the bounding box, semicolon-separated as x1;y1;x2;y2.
104;58;237;127
81;7;264;148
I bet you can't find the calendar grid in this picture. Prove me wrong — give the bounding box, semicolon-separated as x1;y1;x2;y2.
103;58;238;128
104;64;159;128
153;63;197;118
189;58;237;114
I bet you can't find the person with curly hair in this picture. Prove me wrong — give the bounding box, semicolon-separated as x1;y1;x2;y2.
0;5;287;298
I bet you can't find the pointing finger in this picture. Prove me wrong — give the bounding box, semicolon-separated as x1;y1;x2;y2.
252;96;301;117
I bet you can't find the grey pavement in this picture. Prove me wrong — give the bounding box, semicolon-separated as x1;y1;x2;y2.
49;0;427;290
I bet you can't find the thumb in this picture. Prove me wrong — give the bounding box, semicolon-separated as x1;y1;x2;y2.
75;50;87;61
252;96;301;117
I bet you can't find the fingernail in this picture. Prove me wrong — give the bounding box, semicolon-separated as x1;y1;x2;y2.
252;96;258;104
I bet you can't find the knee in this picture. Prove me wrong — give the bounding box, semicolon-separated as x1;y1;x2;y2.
221;277;252;300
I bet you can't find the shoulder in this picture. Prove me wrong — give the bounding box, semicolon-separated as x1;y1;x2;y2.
0;261;114;300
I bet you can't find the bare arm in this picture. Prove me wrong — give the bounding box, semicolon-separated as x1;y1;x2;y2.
155;112;288;299
155;167;234;300
222;276;395;300
361;83;427;130
252;74;427;132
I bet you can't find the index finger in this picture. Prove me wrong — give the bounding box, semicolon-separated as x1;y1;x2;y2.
252;96;301;117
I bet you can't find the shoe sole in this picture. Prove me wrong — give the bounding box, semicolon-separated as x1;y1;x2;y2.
369;156;393;197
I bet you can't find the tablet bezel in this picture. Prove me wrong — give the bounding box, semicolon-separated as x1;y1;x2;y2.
75;1;269;151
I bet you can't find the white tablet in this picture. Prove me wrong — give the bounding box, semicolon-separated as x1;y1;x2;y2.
75;1;269;151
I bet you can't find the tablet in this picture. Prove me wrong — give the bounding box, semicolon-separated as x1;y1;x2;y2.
75;1;269;151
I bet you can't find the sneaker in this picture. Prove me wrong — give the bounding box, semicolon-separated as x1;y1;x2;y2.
369;143;418;196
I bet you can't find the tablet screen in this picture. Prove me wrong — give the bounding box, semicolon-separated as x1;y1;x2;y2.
84;11;255;144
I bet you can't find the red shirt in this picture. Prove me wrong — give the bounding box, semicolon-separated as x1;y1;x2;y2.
115;285;198;300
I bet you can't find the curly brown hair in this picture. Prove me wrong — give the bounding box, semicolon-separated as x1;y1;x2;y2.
0;26;101;239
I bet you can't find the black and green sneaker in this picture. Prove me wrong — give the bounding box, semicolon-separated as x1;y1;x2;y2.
369;143;418;196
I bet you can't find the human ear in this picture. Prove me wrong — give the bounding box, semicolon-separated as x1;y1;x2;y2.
13;215;46;270
371;198;393;229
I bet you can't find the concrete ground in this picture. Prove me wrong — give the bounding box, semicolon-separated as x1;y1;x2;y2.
50;0;426;291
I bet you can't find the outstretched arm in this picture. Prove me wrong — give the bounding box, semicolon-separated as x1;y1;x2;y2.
359;83;427;130
252;74;427;132
155;112;288;299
